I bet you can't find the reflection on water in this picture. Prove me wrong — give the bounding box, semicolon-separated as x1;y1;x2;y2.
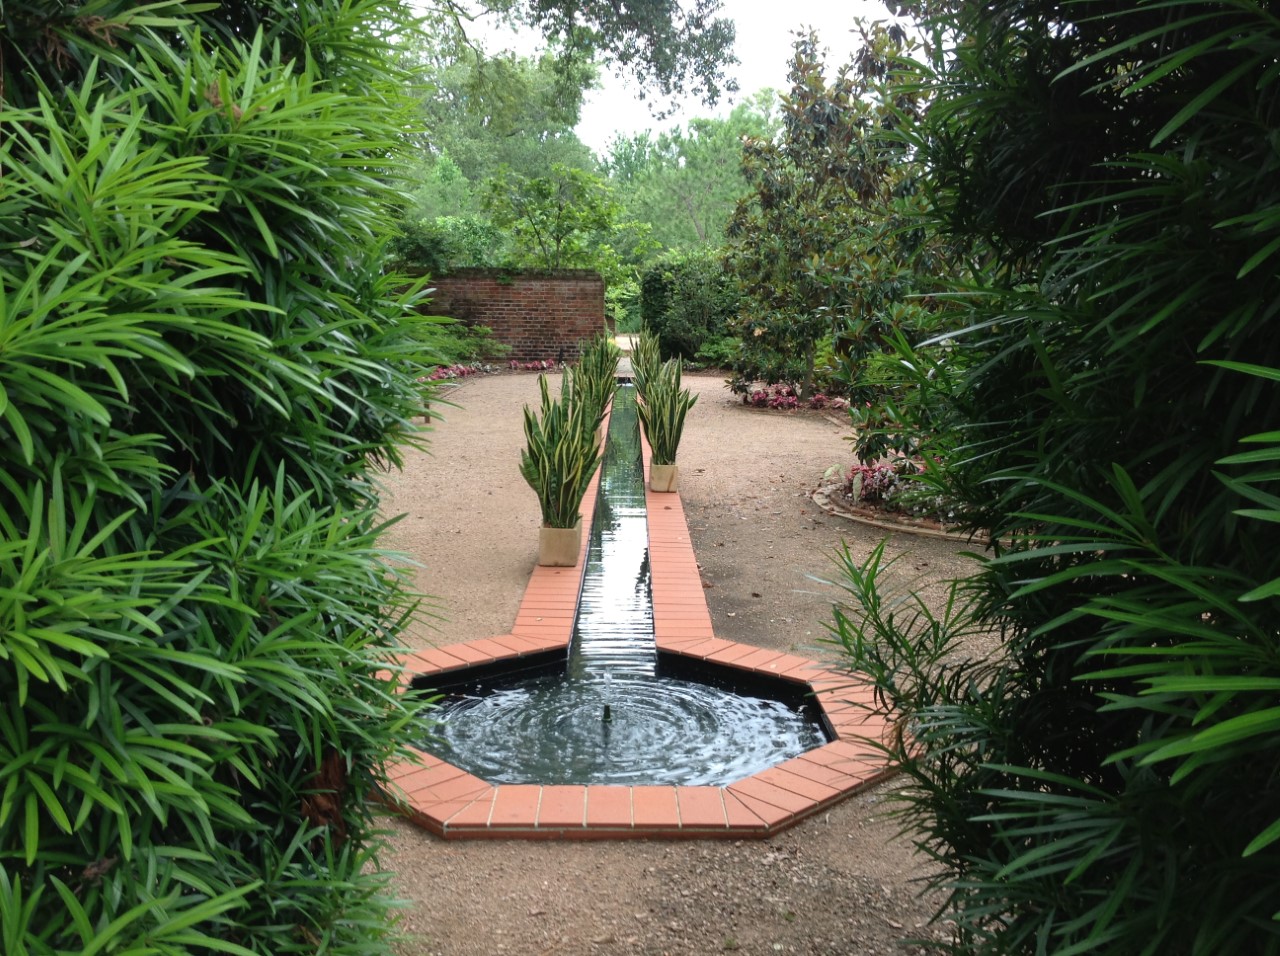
569;386;654;678
432;671;823;786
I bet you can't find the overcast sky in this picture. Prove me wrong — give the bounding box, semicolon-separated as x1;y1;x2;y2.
573;0;896;155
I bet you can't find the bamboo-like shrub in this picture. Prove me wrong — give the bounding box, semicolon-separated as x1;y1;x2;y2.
0;3;432;952
826;5;1280;954
637;358;698;466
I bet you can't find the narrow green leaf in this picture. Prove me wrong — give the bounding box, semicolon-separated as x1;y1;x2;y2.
1242;816;1280;857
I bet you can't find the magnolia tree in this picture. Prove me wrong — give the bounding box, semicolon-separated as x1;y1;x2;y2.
723;25;925;400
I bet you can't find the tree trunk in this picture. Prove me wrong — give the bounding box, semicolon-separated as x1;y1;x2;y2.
800;340;816;402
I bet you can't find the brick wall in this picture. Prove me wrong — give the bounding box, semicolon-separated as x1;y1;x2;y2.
423;269;606;363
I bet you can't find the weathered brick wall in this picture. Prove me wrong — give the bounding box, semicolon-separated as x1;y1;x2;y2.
423;269;606;363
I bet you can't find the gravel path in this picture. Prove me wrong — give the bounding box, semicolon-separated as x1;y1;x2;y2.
378;371;972;956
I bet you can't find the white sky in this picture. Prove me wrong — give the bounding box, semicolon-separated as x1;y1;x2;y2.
575;0;896;154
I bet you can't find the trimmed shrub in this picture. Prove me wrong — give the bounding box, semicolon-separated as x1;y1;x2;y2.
639;249;739;360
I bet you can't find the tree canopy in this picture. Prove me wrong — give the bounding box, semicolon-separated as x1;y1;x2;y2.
482;163;652;282
418;0;738;116
408;45;598;188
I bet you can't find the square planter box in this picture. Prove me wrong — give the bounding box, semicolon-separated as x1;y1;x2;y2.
538;520;583;567
649;463;679;493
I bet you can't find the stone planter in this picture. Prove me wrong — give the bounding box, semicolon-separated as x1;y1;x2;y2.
649;463;679;493
538;520;583;567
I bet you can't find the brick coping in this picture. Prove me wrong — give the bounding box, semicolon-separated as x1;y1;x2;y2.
383;413;893;839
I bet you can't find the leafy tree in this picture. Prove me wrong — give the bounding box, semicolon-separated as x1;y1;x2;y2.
482;163;653;282
831;2;1280;953
723;26;923;400
391;46;597;276
0;2;433;952
410;0;737;130
408;46;598;186
396;2;741;273
490;0;738;113
403;151;482;222
605;93;780;250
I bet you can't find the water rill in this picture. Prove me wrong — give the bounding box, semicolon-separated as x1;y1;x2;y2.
420;385;827;787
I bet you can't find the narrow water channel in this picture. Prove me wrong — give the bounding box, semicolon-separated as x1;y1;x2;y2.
567;385;655;678
423;384;825;786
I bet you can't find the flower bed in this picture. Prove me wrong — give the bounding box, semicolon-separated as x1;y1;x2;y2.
742;386;848;411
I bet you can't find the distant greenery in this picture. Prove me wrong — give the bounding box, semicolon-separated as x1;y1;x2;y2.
406;47;598;195
605;94;780;253
394;27;764;341
482;164;647;277
389;216;508;274
393;0;743;278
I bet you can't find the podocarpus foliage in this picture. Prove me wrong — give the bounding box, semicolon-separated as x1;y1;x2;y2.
828;2;1280;953
0;3;433;953
636;360;697;466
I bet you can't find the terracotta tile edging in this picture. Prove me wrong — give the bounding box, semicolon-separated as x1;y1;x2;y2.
382;393;894;839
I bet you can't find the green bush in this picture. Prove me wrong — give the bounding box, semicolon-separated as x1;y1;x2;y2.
691;334;739;370
639;249;739;360
390;215;506;273
830;3;1280;953
0;3;431;953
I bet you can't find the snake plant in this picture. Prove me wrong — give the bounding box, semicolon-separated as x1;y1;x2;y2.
637;358;698;466
520;373;602;527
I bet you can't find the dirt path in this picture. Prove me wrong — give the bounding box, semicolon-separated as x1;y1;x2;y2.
379;371;972;956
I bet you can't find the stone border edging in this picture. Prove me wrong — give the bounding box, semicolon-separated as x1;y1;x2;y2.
811;481;986;544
